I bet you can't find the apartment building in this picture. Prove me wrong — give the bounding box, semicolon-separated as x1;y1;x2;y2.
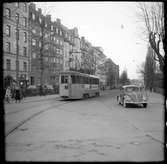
3;2;29;87
29;3;64;86
69;27;81;71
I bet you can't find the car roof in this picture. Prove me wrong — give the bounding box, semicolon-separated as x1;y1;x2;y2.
122;85;140;88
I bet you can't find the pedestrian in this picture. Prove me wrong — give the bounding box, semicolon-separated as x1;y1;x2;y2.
15;86;21;103
5;86;11;103
11;87;16;102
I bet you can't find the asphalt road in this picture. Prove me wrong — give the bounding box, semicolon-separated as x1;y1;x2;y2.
4;89;164;161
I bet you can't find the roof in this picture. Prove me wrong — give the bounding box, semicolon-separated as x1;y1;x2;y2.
60;71;99;79
122;85;140;88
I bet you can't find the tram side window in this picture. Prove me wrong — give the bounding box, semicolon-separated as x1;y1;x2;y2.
71;75;78;84
61;75;68;83
76;76;80;84
93;78;95;84
95;78;99;84
71;75;75;84
90;78;93;84
97;78;99;84
84;77;87;84
79;76;84;84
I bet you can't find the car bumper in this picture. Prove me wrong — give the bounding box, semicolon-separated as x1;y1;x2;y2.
125;101;147;105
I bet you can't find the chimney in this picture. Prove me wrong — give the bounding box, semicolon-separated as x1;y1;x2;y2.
30;3;36;10
56;18;61;24
46;14;51;21
38;8;42;15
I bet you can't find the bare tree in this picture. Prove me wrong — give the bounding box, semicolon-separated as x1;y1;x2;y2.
136;62;145;79
144;46;156;91
119;69;130;86
137;2;165;72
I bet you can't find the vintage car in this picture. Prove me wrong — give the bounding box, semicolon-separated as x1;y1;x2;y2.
117;85;148;108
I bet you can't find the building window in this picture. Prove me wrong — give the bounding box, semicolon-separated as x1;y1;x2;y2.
5;8;11;19
51;25;54;31
15;28;19;40
45;44;49;50
6;59;11;71
65;33;68;38
15;2;19;8
6;42;10;52
32;52;36;59
16;60;19;71
32;29;36;34
6;25;10;36
32;39;36;46
60;30;62;36
39;41;41;48
23;32;27;42
39;17;42;24
30;76;34;85
16;45;19;54
45;57;48;62
23;3;27;12
44;33;49;39
32;13;35;20
15;13;19;23
23;47;27;56
39;31;42;36
23;62;27;71
56;39;59;44
23;17;27;27
56;28;58;34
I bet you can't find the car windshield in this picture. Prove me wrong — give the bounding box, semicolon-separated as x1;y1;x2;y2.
125;87;139;92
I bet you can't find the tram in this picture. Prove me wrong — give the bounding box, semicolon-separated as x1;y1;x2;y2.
59;71;100;99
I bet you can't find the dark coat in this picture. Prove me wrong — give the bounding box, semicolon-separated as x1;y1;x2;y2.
15;89;21;100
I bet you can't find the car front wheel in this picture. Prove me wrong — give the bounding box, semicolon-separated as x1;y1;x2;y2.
117;96;121;105
143;103;147;108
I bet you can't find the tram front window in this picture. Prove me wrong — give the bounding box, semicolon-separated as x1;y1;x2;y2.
61;75;68;84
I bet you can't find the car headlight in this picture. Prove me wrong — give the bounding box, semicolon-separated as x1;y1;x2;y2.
142;96;147;101
124;95;131;101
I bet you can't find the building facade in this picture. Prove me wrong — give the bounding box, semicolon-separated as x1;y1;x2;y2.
69;27;81;71
104;58;119;88
3;2;119;90
3;2;29;87
29;3;64;86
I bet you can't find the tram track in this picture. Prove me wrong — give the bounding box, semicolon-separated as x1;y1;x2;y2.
5;97;61;115
5;101;72;137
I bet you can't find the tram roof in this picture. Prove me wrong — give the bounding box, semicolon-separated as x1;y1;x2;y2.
60;71;99;79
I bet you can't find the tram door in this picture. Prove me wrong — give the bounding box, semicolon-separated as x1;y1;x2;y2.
70;75;82;98
60;74;69;97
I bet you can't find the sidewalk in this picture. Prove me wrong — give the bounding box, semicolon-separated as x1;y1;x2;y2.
147;91;164;104
4;94;60;105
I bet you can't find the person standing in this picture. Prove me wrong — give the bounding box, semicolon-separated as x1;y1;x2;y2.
5;86;11;103
15;86;21;103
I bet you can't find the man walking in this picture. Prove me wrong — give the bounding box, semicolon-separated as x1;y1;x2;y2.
15;85;21;103
5;86;11;103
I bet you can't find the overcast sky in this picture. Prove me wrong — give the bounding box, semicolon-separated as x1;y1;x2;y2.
34;2;148;79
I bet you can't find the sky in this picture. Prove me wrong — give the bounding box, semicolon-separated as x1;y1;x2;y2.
34;2;148;79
